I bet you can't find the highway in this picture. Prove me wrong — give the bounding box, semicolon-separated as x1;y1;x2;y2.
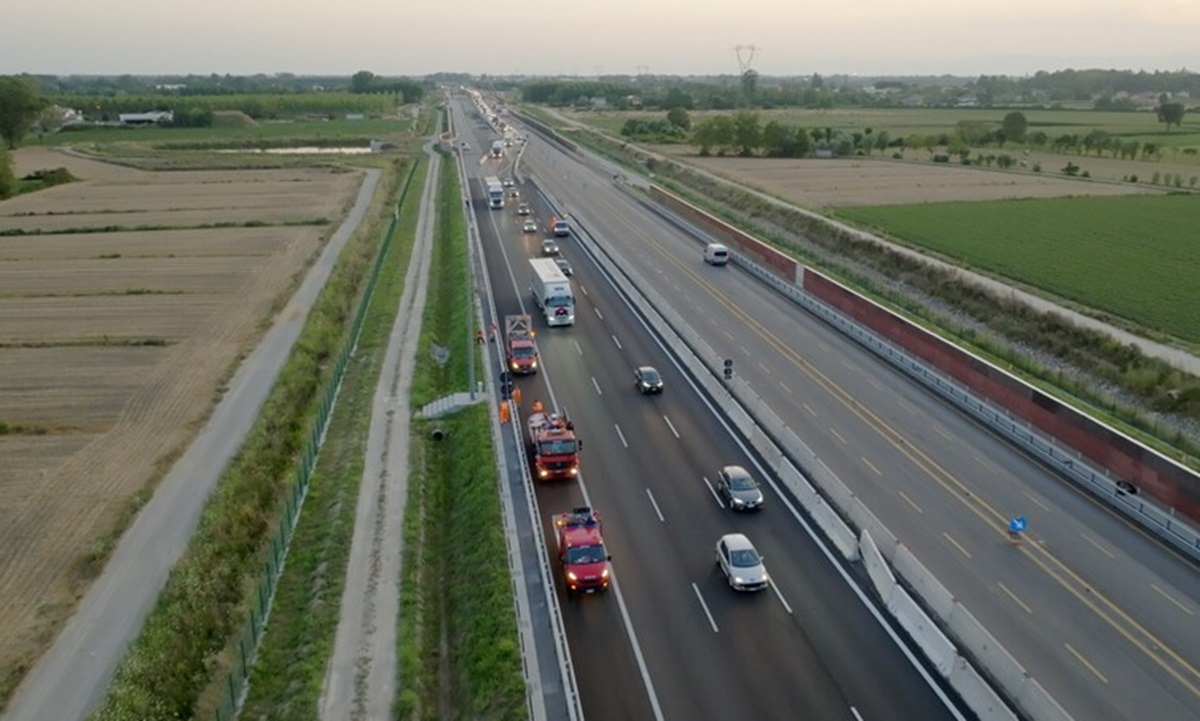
453;98;962;720
491;103;1200;721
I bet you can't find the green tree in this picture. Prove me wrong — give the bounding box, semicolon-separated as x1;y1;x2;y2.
663;88;693;109
1001;111;1028;142
0;146;15;198
1156;102;1185;131
0;75;42;149
666;106;691;131
692;115;735;155
733;110;760;155
349;70;376;93
873;130;890;155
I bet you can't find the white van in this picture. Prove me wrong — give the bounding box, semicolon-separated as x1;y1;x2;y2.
704;243;730;266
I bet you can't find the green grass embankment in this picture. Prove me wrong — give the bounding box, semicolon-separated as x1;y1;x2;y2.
393;150;526;720
835;195;1200;346
87;156;409;721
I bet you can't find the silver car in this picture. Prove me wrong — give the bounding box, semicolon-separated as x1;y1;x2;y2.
715;533;769;592
716;465;763;511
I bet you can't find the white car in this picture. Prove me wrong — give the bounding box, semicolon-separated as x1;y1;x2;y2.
715;533;769;592
522;219;538;233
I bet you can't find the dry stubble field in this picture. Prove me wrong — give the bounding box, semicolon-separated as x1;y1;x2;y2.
0;148;363;701
646;148;1167;207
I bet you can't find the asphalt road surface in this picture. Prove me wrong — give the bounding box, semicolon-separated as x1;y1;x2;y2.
510;114;1200;721
456;96;964;721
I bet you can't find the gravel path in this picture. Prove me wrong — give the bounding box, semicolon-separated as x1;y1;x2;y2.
320;145;439;720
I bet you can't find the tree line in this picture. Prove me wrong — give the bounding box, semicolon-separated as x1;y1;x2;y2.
0;73;416;146
521;69;1200;112
620;107;1189;163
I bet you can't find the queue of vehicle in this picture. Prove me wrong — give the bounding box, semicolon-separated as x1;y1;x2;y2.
495;171;769;601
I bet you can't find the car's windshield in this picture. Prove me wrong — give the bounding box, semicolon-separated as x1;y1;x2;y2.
729;548;760;567
729;475;756;491
640;369;660;383
539;439;577;455
546;296;572;308
512;346;535;358
566;544;607;565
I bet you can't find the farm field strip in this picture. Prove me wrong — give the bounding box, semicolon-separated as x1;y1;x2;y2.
675;155;1160;206
0;227;319;260
0;147;364;708
836;195;1200;343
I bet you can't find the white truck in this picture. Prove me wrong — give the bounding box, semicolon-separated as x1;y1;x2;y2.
529;257;574;326
484;175;504;209
491;140;505;158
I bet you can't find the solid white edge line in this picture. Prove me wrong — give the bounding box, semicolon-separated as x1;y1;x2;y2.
645;488;665;522
662;415;680;439
692;582;719;633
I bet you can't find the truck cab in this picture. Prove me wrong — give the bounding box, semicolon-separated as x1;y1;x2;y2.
555;507;611;593
504;315;539;374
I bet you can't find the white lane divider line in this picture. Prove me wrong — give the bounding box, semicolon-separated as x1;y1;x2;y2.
646;488;665;522
663;415;680;439
692;582;719;633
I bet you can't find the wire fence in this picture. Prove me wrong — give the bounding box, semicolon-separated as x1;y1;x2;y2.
212;159;421;721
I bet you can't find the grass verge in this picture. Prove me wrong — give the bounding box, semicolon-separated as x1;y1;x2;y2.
234;153;426;718
86;156;408;721
394;149;526;720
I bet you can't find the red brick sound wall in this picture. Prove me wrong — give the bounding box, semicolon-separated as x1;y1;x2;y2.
649;186;797;281
803;268;1200;523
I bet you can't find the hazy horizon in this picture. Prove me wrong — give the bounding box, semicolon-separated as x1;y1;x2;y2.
7;0;1197;79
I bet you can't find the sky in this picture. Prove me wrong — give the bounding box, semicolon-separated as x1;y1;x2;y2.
5;0;1197;78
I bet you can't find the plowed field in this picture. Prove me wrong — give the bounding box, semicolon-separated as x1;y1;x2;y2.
0;148;362;703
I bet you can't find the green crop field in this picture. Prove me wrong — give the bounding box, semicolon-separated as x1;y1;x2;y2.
834;195;1200;344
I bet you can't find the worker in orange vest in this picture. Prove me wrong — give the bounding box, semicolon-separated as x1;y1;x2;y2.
512;386;523;407
499;401;510;424
532;399;544;414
